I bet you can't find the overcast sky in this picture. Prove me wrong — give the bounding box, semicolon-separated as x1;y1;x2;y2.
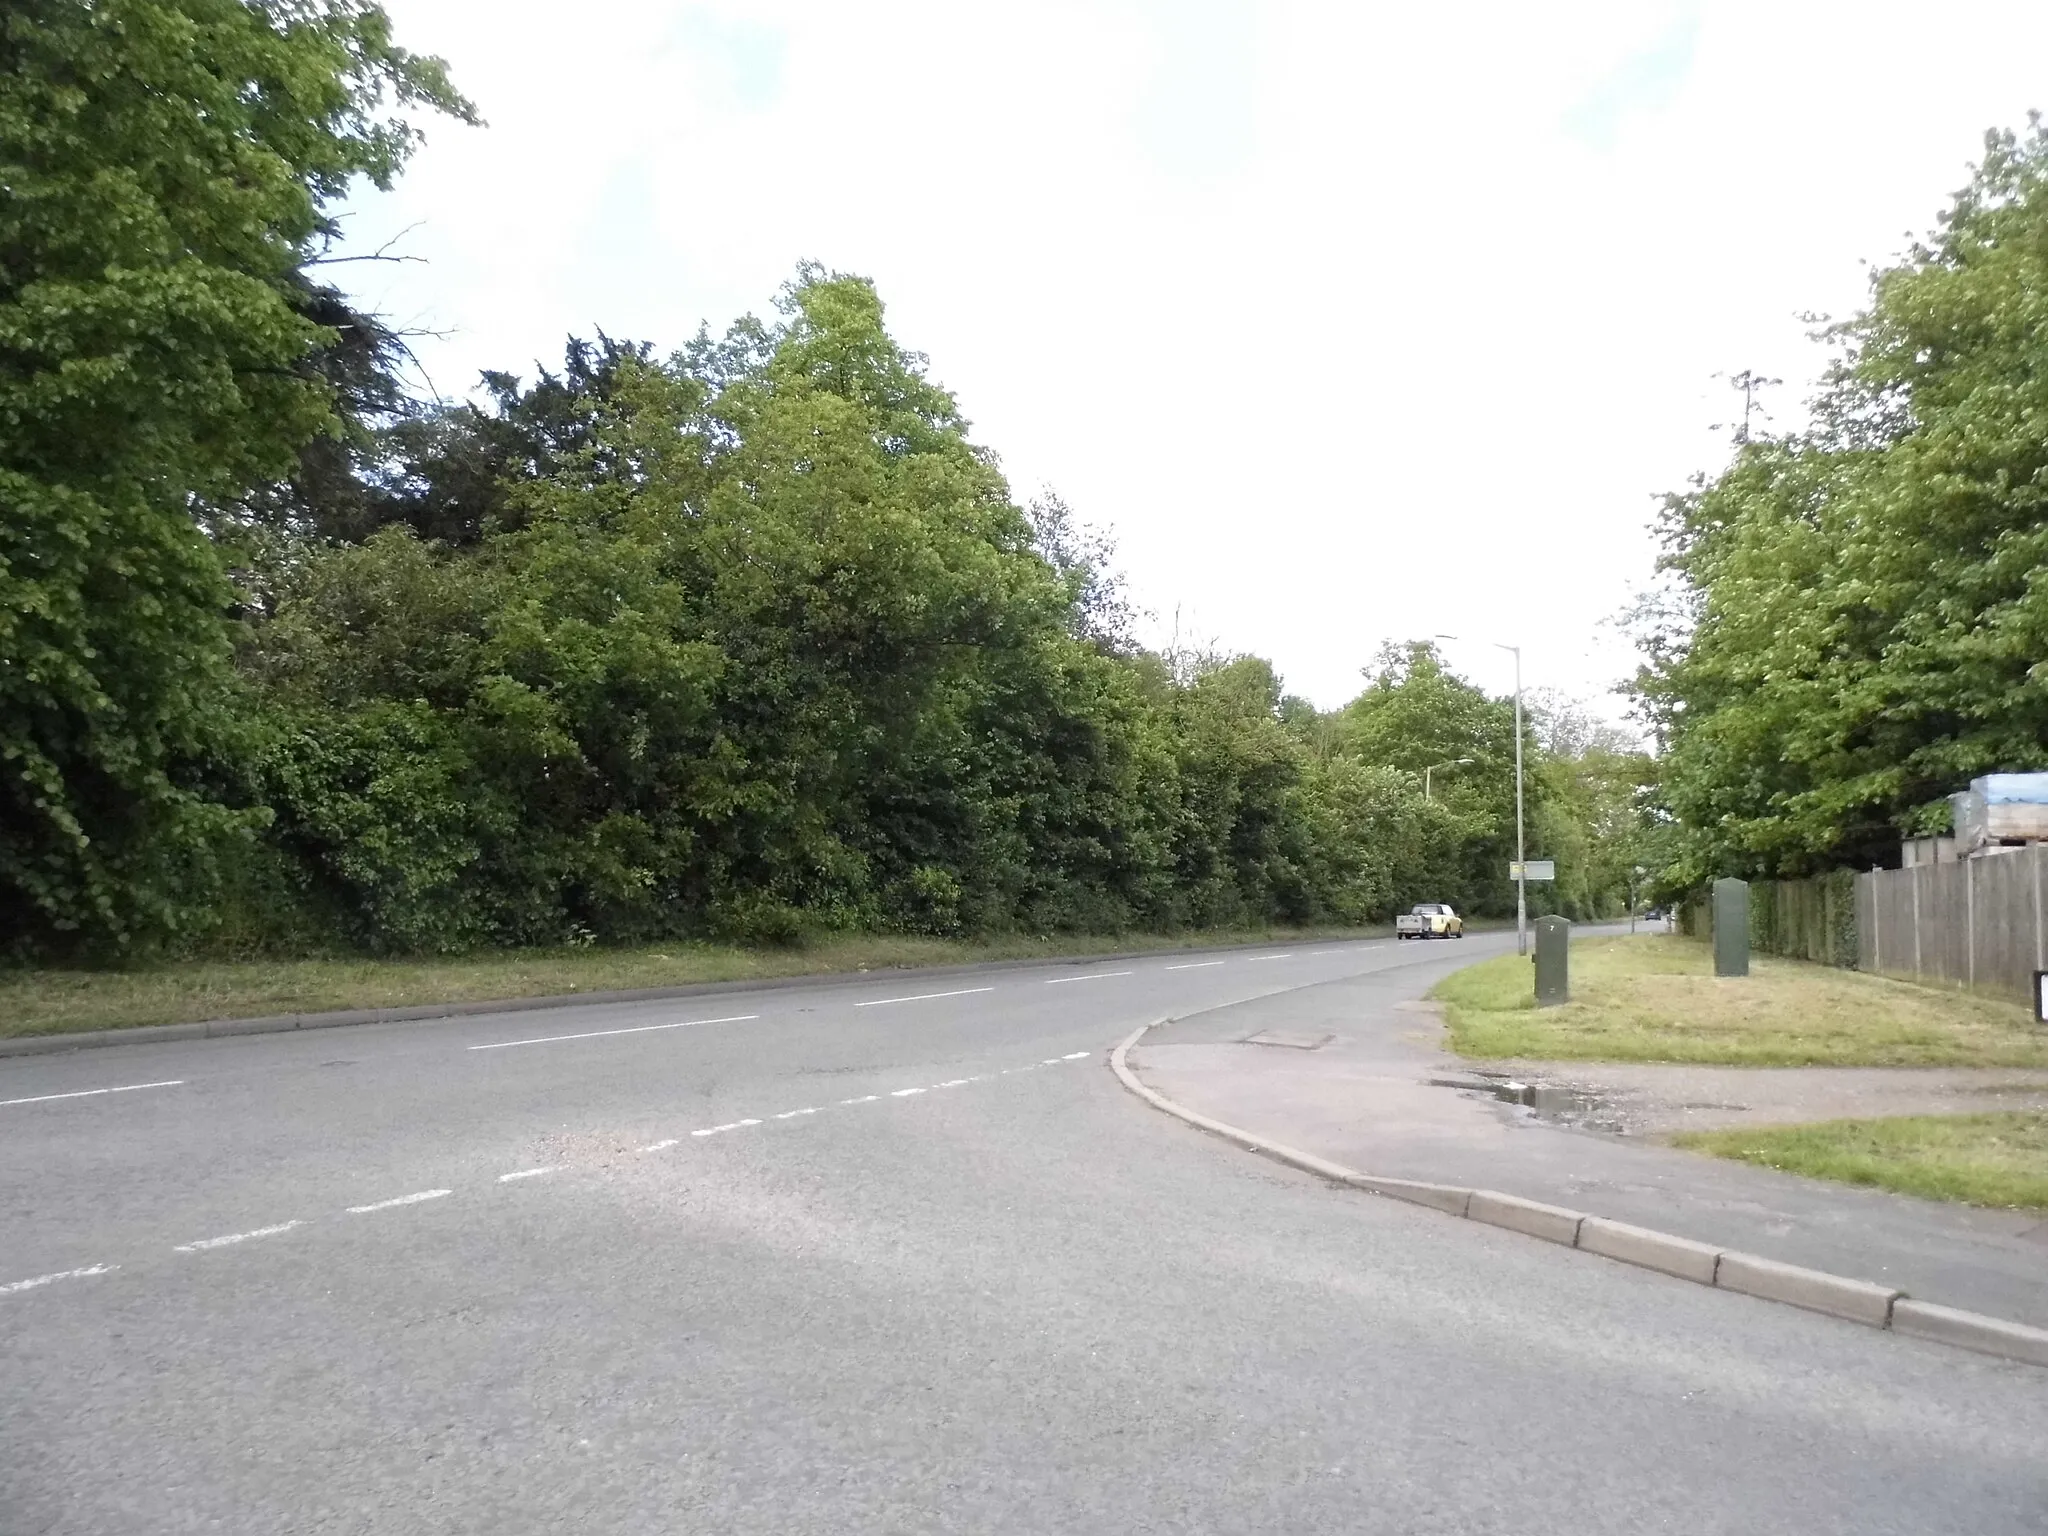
338;0;2048;717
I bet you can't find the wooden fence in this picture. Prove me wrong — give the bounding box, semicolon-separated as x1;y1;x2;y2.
1858;845;2048;1005
1677;850;2048;1004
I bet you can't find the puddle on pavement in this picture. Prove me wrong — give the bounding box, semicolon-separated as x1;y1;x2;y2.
1430;1073;1630;1134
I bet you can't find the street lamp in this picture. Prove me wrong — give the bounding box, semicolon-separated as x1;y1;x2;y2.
1422;757;1474;801
1438;634;1527;956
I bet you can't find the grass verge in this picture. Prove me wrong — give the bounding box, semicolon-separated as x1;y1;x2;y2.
0;923;1397;1040
1430;934;2048;1068
1674;1113;2048;1210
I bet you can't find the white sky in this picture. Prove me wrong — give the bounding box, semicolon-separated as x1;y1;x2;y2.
339;0;2048;716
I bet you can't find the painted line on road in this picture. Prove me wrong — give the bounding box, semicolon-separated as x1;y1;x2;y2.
346;1189;451;1214
773;1107;820;1119
1;1264;118;1296
497;1167;560;1182
1043;970;1133;985
0;1079;185;1109
839;1094;882;1105
468;1014;759;1051
691;1119;761;1137
1245;953;1293;961
1062;1052;1092;1060
853;987;995;1008
174;1220;304;1253
890;1086;927;1097
1164;961;1224;971
641;1139;680;1152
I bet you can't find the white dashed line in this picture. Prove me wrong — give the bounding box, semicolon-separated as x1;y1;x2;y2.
773;1107;820;1119
1;1264;118;1296
839;1095;882;1105
467;1014;759;1051
852;986;995;1008
174;1220;303;1253
691;1119;761;1137
0;1080;185;1109
1246;953;1292;961
1043;971;1133;985
641;1139;680;1152
1062;1052;1091;1060
890;1087;926;1097
346;1189;451;1214
934;1078;979;1087
497;1167;560;1182
1165;961;1224;971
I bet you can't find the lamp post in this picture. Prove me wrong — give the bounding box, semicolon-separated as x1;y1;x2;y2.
1439;635;1527;955
1422;757;1474;801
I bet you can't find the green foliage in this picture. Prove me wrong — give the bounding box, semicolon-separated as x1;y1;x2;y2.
0;0;469;953
1639;119;2048;885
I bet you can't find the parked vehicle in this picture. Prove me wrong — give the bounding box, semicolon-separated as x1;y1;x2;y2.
1395;902;1463;940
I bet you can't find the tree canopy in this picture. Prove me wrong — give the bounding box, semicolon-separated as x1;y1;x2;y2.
1636;120;2048;888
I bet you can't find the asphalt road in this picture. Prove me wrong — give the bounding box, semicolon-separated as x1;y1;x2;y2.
4;933;2045;1535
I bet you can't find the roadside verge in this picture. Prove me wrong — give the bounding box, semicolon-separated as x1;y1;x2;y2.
1110;1019;2048;1370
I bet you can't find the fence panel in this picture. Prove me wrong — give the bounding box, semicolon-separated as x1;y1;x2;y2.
1853;845;2048;1005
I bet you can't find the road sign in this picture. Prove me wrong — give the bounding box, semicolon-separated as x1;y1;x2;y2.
1508;860;1556;882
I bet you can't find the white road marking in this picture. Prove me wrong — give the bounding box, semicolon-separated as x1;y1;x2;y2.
174;1220;303;1253
1;1264;117;1296
468;1014;759;1051
641;1139;680;1152
1246;953;1292;961
1043;970;1133;985
346;1189;451;1214
0;1080;184;1109
839;1095;882;1105
934;1078;979;1087
1165;961;1224;971
773;1107;820;1119
691;1119;762;1137
497;1167;559;1182
890;1087;926;1097
853;986;995;1008
1062;1052;1091;1060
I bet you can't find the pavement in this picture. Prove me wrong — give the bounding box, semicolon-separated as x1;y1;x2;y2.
5;932;2047;1535
1129;941;2048;1330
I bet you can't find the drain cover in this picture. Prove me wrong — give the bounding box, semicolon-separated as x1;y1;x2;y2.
1243;1030;1333;1051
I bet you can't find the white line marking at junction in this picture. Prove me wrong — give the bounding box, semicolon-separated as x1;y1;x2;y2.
1044;971;1133;985
641;1139;680;1152
1165;961;1224;971
1062;1052;1091;1060
890;1087;926;1097
1;1264;117;1296
773;1108;820;1119
839;1095;882;1105
497;1167;559;1182
347;1189;451;1214
468;1014;759;1051
0;1080;185;1108
853;987;995;1008
175;1221;303;1253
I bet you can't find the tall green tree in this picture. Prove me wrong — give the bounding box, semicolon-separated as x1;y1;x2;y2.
0;0;470;952
1638;120;2048;885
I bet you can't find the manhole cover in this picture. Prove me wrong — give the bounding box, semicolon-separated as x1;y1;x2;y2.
1243;1030;1333;1051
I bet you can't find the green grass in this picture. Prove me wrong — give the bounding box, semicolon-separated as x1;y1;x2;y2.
0;923;1398;1040
1430;934;2048;1068
1674;1113;2048;1210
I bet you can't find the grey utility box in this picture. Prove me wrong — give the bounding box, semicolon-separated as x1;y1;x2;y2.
1534;914;1570;1006
1713;877;1749;977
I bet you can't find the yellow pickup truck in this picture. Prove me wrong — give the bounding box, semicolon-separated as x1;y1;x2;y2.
1394;902;1464;940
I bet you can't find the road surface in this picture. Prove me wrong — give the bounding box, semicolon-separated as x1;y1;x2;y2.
4;933;2044;1534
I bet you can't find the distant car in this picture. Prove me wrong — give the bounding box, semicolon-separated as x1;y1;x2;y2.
1395;902;1464;940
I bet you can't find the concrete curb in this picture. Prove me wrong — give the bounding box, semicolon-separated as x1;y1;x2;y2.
1108;1020;2048;1371
0;932;1403;1060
